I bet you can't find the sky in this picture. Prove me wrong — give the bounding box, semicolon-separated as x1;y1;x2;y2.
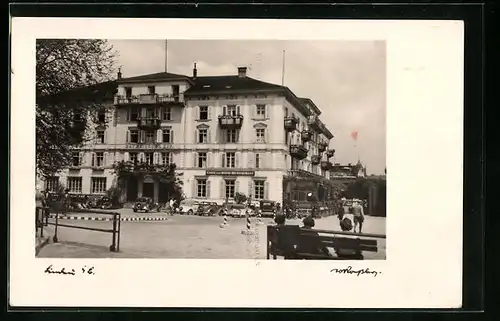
108;40;386;175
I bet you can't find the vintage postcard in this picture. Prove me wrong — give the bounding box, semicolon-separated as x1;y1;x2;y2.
10;18;463;308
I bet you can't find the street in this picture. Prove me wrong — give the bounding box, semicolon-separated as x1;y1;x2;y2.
37;210;386;259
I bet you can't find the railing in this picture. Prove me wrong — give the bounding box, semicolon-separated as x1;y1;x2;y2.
36;206;50;238
289;145;308;159
48;209;121;252
137;117;161;129
326;149;335;158
318;142;328;152
301;129;312;142
218;114;244;129
284;116;298;131
115;94;183;105
311;155;321;165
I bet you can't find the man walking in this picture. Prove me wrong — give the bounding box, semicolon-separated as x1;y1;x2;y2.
352;199;365;233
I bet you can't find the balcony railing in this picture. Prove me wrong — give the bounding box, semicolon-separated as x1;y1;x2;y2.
307;115;321;132
326;149;335;158
137;117;161;130
284;116;298;132
318;141;328;152
218;114;244;129
289;144;308;160
301;129;312;142
114;93;184;105
320;161;332;171
311;155;321;165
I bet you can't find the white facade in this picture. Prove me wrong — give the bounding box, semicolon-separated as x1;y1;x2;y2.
42;68;335;205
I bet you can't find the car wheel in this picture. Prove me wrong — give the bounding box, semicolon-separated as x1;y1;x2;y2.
145;209;149;213
188;209;193;215
133;209;137;213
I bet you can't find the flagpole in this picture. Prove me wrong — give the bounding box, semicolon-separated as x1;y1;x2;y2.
164;40;168;73
281;50;286;86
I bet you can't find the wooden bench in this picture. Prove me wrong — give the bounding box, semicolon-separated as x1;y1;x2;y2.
266;225;385;260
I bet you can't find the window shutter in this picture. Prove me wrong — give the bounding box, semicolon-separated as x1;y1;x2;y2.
235;152;240;168
221;152;226;168
222;106;227;116
170;130;174;143
235;180;240;194
192;180;196;198
248;181;253;199
265;128;269;143
252;105;257;118
207;106;212;120
236;105;240;115
264;181;269;199
248;152;254;168
195;129;199;143
153;152;158;165
91;152;96;167
126;130;130;143
206;180;211;198
139;152;145;163
194;152;198;167
79;152;84;166
103;130;108;144
124;152;130;162
157;129;162;143
207;152;212;168
220;180;224;200
126;108;130;121
197;106;200;119
207;129;211;143
264;105;269;118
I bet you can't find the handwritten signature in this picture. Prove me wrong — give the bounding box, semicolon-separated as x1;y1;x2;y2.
44;264;95;276
330;266;381;277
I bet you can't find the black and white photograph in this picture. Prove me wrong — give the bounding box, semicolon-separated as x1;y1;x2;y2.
11;18;464;308
34;39;387;260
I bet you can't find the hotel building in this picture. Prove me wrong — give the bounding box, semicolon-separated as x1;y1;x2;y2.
42;65;337;206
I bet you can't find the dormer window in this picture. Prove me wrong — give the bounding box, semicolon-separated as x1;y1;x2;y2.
124;87;132;98
147;86;155;94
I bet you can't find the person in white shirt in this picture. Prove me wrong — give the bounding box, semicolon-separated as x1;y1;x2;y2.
351;200;365;233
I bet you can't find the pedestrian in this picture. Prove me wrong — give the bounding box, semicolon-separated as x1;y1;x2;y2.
336;216;363;259
296;216;332;258
274;213;286;226
352;199;365;233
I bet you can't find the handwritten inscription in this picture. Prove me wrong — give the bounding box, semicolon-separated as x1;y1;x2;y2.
44;264;95;276
330;266;381;277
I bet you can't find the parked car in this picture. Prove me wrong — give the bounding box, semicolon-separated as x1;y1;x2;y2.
177;199;201;215
259;200;277;218
196;202;219;216
227;203;247;218
133;197;161;213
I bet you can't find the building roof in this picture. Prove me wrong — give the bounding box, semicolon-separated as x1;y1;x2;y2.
117;71;192;84
184;75;284;94
298;97;322;116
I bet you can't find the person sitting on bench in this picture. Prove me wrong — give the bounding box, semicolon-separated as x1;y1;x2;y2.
335;217;364;260
296;216;332;258
274;213;286;226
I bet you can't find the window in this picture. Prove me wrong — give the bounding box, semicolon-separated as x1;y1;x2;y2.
197;152;207;168
145;152;154;165
96;130;105;144
71;152;81;167
255;153;261;169
198;128;208;143
130;107;139;121
225;180;235;199
95;152;104;167
256;104;266;118
256;128;265;143
45;177;59;192
226;129;238;143
146;108;157;118
129;129;139;143
91;177;107;194
145;131;155;144
254;180;265;200
162;107;172;121
129;152;138;164
97;110;106;123
225;152;235;168
172;85;180;98
160;152;171;166
147;85;155;94
125;87;132;98
162;129;171;143
285;107;289;117
67;177;82;193
226;105;237;116
197;179;207;198
199;106;208;120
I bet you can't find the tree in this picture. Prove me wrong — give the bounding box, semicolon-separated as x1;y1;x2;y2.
234;192;248;204
36;39;118;179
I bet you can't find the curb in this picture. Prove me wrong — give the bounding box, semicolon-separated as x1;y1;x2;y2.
48;214;169;222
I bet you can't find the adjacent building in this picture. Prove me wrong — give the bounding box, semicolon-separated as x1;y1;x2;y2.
41;65;337;206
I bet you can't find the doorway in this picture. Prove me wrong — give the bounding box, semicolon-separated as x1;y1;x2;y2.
143;182;154;199
158;182;170;203
126;176;138;202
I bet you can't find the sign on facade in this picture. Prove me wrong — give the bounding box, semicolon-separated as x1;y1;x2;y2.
205;170;255;176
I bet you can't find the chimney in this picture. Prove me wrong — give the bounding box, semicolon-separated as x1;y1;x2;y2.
117;67;122;80
237;66;247;78
193;63;197;79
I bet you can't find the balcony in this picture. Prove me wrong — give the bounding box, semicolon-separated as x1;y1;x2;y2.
137;117;161;130
318;141;328;152
114;93;184;106
307;115;321;132
218;114;244;129
320;161;332;171
326;149;335;158
311;155;321;165
289;144;308;160
301;129;312;142
284;116;298;132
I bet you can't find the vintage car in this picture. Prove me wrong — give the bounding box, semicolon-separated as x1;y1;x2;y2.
226;203;248;218
177;199;201;215
196;202;219;216
259;200;277;218
133;197;161;213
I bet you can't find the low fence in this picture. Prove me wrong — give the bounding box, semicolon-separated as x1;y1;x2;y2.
35;206;50;237
47;209;122;252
